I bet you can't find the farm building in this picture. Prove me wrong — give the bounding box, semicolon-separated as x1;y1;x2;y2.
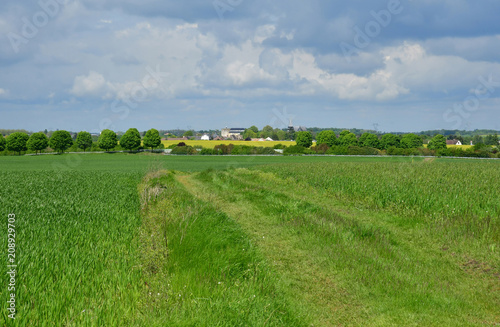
201;134;210;140
446;139;462;145
221;127;245;138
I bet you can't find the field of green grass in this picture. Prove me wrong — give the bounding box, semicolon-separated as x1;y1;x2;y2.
1;154;499;326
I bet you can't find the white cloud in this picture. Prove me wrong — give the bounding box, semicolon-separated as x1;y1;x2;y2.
70;71;109;97
0;88;8;97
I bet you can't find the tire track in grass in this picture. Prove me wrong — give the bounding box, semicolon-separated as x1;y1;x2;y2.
178;169;500;326
176;173;364;326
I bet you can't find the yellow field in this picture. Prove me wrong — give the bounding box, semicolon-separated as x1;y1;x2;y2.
447;145;473;149
162;140;296;149
423;144;473;149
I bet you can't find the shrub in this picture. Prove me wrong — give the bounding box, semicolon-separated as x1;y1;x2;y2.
283;145;305;155
325;146;349;155
311;143;330;154
171;145;197;155
200;148;214;155
254;147;276;155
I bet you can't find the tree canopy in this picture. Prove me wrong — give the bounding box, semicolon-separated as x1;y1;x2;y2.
400;133;423;149
27;132;49;154
6;132;29;155
76;131;93;152
143;128;162;150
295;131;313;148
0;135;6;152
249;125;259;133
98;129;118;151
120;128;142;151
49;130;73;153
427;134;447;151
380;134;400;149
359;133;380;149
316;130;337;147
339;131;358;146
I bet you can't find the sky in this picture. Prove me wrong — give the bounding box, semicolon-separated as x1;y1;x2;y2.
1;0;500;133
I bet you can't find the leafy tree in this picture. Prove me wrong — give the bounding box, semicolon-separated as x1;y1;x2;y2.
359;133;380;148
120;128;142;151
295;131;313;148
6;132;29;155
6;132;29;154
76;131;93;152
97;129;118;151
276;130;286;141
259;125;274;138
427;134;447;151
183;130;194;137
472;135;484;145
249;125;259;133
49;130;73;153
484;134;499;146
400;133;423;149
339;130;351;138
316;130;337;147
339;132;358;146
243;129;257;139
0;135;6;152
143;128;162;150
380;134;400;149
27;132;49;154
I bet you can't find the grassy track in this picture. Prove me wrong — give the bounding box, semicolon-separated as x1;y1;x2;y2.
176;166;500;326
135;170;306;326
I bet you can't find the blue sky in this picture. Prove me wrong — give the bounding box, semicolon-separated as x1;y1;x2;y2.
1;0;500;133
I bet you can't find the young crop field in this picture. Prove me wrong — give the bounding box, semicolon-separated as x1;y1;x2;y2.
1;154;499;326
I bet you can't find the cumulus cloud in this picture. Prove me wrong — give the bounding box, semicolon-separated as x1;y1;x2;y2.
70;71;109;98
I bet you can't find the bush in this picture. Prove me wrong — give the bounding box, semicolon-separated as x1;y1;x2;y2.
283;145;305;155
171;145;197;155
346;146;380;156
326;146;349;155
231;145;253;155
311;143;329;154
254;147;276;155
273;143;287;149
213;144;233;155
200;148;214;155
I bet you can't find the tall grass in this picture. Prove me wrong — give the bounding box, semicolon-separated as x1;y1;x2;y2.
258;161;500;243
135;170;305;326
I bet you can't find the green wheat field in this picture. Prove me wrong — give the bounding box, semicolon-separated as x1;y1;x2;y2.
1;154;499;326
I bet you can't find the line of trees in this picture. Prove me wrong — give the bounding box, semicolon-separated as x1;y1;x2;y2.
0;128;164;155
290;130;499;158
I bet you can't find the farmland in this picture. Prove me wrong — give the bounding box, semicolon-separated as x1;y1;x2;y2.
1;154;499;326
161;139;295;149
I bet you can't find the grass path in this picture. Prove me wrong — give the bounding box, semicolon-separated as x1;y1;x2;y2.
176;173;354;326
176;168;500;326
